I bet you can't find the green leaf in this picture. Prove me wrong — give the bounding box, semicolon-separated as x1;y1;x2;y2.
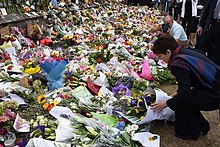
121;132;131;144
85;126;98;136
91;112;118;127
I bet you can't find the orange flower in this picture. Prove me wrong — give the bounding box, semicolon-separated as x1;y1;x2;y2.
64;93;69;100
43;102;49;110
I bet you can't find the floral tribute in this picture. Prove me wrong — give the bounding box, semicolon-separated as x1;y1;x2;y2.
0;1;175;147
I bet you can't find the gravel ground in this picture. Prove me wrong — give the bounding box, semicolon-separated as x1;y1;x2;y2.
151;84;220;147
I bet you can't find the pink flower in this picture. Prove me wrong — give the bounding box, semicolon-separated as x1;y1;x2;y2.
147;51;157;59
75;57;82;61
0;115;10;122
5;109;16;118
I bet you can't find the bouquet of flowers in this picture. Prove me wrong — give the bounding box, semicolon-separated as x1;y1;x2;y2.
0;70;20;82
0;100;18;135
112;96;147;120
63;34;76;46
36;88;70;112
22;60;41;75
70;113;125;147
88;48;113;65
40;58;67;91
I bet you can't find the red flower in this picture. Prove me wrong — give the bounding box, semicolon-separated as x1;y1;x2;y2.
47;103;54;111
97;58;101;63
56;57;62;62
7;65;12;70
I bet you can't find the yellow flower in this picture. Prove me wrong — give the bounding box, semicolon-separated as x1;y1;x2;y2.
27;61;33;66
90;65;95;71
23;66;40;74
132;93;137;98
148;136;153;142
135;108;140;114
140;116;145;120
64;34;73;40
43;102;49;110
50;99;60;106
37;95;46;104
98;45;104;50
138;99;143;103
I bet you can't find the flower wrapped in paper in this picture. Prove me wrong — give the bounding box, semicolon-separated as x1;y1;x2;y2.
112;84;132;98
22;61;41;74
40;60;67;91
139;59;154;81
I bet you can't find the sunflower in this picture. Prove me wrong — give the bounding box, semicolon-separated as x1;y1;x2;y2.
37;95;46;104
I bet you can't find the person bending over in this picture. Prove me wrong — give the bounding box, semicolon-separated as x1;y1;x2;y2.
151;35;220;140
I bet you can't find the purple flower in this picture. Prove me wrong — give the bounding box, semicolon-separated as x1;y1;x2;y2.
112;84;132;97
130;99;138;106
22;53;30;59
144;95;152;105
0;127;8;135
138;101;144;108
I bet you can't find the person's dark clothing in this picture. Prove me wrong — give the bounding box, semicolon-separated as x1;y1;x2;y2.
174;1;183;20
182;0;193;37
166;47;220;139
194;0;207;47
198;0;220;66
199;0;219;32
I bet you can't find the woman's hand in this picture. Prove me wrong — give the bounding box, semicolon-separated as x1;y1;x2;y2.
151;100;167;111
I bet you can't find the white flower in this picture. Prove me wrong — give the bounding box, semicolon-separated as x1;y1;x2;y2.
54;97;62;103
131;124;139;131
125;125;132;133
52;93;58;98
151;66;158;75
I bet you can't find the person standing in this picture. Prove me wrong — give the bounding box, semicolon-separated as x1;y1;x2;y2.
151;35;220;140
189;0;205;48
174;0;183;21
181;0;198;37
197;0;220;66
